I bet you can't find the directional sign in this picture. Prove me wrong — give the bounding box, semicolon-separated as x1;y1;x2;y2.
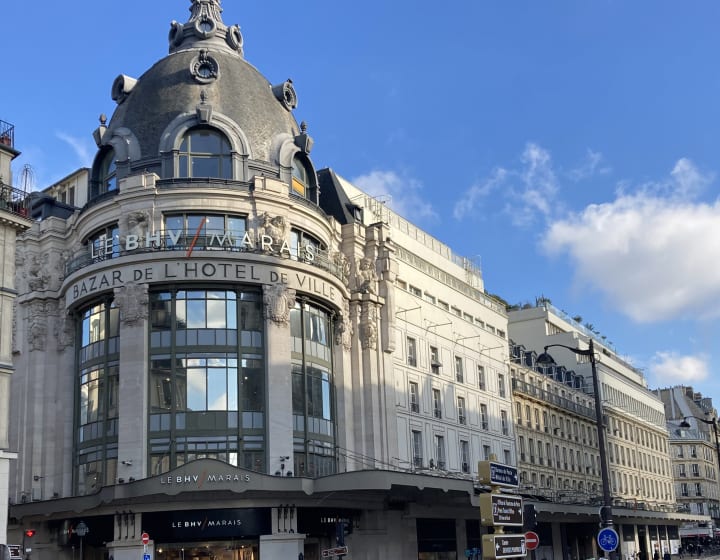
478;461;519;488
75;522;89;537
144;555;151;560
321;546;348;557
597;527;619;552
524;531;540;551
481;534;526;559
479;494;523;527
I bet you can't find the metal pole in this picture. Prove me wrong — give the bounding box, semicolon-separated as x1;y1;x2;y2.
713;420;720;526
589;339;614;557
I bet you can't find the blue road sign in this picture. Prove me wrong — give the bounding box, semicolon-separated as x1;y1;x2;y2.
597;527;619;552
144;554;151;560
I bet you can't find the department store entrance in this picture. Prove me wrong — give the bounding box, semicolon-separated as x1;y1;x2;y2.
155;540;258;560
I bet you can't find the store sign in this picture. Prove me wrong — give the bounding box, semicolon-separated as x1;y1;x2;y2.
159;471;251;488
66;260;340;306
144;508;271;540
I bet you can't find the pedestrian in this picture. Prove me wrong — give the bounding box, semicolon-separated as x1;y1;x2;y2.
663;551;670;560
653;548;660;560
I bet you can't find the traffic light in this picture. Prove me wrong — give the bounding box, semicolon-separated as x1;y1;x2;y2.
24;530;36;538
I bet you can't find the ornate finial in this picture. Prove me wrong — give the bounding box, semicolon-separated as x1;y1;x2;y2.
300;121;308;133
200;90;208;103
99;114;107;126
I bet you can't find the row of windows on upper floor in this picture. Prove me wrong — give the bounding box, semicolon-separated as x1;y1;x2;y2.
72;212;327;278
93;127;316;202
404;336;506;397
409;428;512;473
676;462;717;479
673;443;716;462
397;280;506;339
406;382;508;435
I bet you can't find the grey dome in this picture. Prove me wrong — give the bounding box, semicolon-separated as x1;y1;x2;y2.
102;0;300;167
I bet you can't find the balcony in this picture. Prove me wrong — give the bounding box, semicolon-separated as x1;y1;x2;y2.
0;180;30;219
0;120;14;149
512;377;596;420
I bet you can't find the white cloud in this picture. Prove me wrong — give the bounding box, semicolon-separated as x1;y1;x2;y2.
56;131;94;167
453;142;563;225
649;351;710;384
542;158;720;322
567;149;611;181
351;170;438;223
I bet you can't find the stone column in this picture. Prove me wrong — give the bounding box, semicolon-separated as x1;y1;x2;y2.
114;282;150;482
263;284;295;476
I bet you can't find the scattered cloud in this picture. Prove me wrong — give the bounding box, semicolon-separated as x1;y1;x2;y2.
542;158;720;323
567;149;611;182
649;351;710;384
56;131;94;167
454;142;597;226
351;169;438;223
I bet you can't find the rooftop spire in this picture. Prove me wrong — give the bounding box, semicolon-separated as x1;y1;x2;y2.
168;0;243;56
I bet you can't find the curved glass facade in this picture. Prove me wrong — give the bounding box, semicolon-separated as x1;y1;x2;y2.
76;300;120;495
149;288;264;474
290;301;336;477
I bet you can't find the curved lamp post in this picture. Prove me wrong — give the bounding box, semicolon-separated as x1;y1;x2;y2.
536;339;615;558
680;414;720;523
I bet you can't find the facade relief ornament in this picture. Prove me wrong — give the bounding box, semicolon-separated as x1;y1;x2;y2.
53;302;75;352
114;282;149;326
263;284;296;325
125;210;150;244
334;299;353;350
332;251;351;287
28;302;48;352
256;212;289;252
359;302;378;350
354;257;377;294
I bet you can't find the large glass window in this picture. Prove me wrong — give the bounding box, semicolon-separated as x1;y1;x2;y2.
149;288;264;474
178;127;232;179
164;213;247;250
291;301;336;477
75;300;120;495
87;224;120;263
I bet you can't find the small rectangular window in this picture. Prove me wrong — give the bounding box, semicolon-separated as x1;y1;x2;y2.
430;346;441;374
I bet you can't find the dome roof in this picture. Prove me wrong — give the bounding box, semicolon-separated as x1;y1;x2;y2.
103;0;300;165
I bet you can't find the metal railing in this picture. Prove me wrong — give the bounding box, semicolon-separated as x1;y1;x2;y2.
0;180;30;219
512;377;597;421
0;119;14;148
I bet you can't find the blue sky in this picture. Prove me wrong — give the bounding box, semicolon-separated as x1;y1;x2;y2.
4;1;720;401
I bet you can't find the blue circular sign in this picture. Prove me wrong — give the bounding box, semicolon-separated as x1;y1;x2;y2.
597;527;619;552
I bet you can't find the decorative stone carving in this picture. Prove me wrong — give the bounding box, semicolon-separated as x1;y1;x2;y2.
114;282;149;326
257;212;288;252
53;302;75;352
126;210;150;241
263;284;296;325
26;253;50;293
359;303;377;350
334;299;353;350
332;251;351;287
28;302;48;352
354;257;377;294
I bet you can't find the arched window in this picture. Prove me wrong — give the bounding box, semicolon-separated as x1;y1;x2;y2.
91;148;118;199
291;154;317;202
178;127;232;179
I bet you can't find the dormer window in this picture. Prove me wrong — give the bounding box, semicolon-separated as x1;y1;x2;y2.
178;127;232;179
291;155;309;197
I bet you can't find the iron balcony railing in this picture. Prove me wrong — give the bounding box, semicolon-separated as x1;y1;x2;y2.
512;377;597;421
0;180;30;219
0;120;14;149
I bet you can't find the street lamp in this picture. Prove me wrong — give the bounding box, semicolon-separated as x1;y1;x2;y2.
680;415;720;522
536;339;615;556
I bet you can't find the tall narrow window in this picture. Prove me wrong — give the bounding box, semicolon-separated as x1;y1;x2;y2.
407;337;417;367
409;382;419;413
461;440;470;473
432;389;442;419
457;397;466;425
477;365;486;390
430;346;441;374
480;404;489;430
498;373;506;397
179;127;232;179
500;410;509;435
412;430;423;467
455;356;464;383
435;435;446;469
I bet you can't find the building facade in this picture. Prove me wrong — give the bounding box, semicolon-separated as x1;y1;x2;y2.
0;119;32;545
658;386;720;542
508;303;702;558
7;3;514;559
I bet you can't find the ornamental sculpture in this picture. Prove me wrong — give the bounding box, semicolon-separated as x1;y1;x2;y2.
114;282;149;326
355;257;377;294
263;284;296;325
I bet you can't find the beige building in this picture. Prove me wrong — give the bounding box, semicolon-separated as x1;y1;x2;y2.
0;119;32;544
658;386;720;540
508;302;700;558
